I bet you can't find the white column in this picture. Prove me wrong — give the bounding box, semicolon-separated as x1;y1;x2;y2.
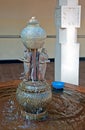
55;0;81;85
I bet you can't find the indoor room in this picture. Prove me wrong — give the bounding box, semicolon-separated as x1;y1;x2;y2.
0;0;85;129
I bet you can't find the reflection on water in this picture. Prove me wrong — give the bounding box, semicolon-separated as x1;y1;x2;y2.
0;87;85;130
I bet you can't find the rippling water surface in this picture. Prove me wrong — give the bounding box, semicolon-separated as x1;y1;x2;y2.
0;86;85;130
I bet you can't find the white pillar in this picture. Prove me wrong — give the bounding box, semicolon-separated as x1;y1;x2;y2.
55;0;81;85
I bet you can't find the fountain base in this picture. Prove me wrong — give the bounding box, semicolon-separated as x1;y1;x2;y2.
0;83;85;129
16;81;52;120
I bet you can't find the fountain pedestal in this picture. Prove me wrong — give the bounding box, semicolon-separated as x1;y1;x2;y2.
55;0;81;85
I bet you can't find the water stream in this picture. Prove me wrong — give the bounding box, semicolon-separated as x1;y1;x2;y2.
0;86;85;130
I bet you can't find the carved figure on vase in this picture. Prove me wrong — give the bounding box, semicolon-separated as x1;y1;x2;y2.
20;48;32;81
20;47;28;77
38;48;48;81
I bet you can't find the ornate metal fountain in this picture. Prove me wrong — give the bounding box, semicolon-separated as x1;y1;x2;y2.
16;17;52;120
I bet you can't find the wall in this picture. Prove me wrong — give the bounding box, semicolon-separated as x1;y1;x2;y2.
0;0;84;60
78;0;85;57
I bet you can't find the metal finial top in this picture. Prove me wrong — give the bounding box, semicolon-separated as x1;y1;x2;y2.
28;17;39;25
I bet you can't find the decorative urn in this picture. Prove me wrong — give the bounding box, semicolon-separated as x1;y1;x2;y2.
16;17;52;120
21;17;46;49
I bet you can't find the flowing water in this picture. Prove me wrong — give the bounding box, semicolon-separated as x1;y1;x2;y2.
0;86;85;130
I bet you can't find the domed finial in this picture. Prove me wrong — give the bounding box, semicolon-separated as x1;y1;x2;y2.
31;17;36;20
28;16;39;25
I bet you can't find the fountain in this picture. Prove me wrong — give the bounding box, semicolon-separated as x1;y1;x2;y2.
0;17;85;130
16;17;52;120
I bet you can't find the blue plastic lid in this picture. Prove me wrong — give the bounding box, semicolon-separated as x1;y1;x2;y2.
52;81;65;89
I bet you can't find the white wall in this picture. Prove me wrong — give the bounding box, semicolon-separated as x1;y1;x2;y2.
0;0;84;59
